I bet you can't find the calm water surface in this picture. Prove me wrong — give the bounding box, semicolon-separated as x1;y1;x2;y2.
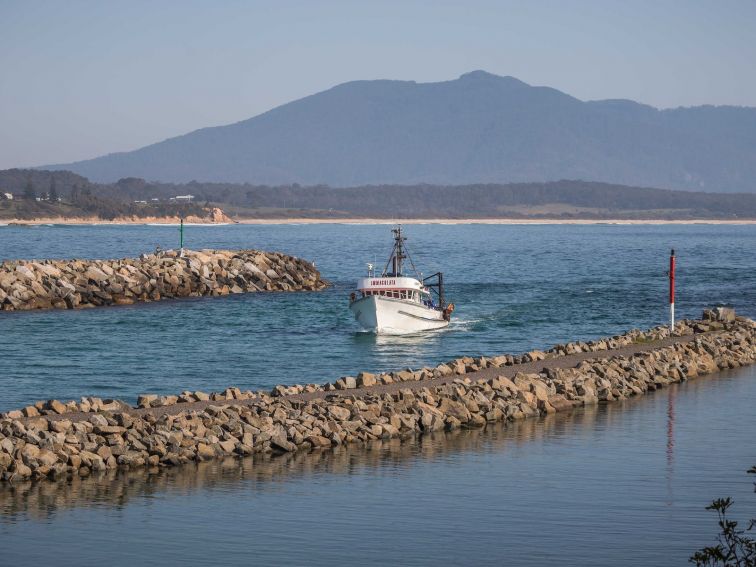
0;365;754;566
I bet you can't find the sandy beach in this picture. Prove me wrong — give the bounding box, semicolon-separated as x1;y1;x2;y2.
233;217;756;226
2;216;756;226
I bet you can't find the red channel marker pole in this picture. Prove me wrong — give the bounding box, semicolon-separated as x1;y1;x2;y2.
669;249;675;331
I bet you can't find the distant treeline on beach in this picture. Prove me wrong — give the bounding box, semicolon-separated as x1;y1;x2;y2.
1;168;755;219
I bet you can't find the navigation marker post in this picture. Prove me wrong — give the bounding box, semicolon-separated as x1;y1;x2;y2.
179;218;185;258
669;249;675;331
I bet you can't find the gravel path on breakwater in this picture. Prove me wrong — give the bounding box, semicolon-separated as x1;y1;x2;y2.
1;309;754;483
0;248;327;311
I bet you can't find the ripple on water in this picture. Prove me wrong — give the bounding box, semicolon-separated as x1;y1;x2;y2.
0;223;754;410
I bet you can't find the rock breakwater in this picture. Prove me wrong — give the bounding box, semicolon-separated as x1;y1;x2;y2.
0;249;327;311
1;310;753;483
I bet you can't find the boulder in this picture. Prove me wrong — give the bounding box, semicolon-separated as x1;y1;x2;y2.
196;443;215;460
305;435;332;448
437;398;471;423
137;394;158;408
46;399;68;415
51;419;72;433
712;307;736;322
328;406;351;421
525;350;546;362
94;424;125;435
89;414;109;427
84;266;109;282
37;449;59;467
11;460;32;478
22;406;40;417
20;444;40;460
271;435;296;452
356;372;377;388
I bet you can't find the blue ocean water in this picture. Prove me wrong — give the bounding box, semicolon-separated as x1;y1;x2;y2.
0;366;754;566
0;222;754;411
1;223;755;565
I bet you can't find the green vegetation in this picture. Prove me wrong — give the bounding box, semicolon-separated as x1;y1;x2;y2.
690;466;756;566
0;184;206;221
2;168;756;220
23;177;35;200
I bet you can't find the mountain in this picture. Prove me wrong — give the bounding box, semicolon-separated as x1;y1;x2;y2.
43;71;756;192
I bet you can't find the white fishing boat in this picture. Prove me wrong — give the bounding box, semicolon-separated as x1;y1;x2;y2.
349;227;454;334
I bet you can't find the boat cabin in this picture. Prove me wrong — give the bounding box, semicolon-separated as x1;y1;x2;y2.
354;276;432;305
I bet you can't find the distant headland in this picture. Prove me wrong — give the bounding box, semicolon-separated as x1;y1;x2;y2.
2;169;756;223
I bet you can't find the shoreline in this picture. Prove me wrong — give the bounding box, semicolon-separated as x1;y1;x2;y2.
3;216;756;226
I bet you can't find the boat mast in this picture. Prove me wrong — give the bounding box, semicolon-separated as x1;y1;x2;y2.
384;226;407;276
382;225;421;278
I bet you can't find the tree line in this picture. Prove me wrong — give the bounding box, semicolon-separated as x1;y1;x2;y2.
3;169;756;219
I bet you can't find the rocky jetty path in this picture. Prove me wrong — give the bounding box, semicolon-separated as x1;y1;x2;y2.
1;308;754;483
0;248;327;311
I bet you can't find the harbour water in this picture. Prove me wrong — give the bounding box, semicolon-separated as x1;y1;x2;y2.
0;223;754;411
1;223;755;565
1;366;755;565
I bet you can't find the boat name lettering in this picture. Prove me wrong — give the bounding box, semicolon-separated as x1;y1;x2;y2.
371;279;396;286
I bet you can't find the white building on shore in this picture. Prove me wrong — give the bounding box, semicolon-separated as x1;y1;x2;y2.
2;192;13;200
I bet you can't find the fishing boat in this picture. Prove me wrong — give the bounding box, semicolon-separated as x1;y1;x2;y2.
349;226;454;334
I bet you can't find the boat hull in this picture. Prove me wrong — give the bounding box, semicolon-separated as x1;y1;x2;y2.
350;295;449;334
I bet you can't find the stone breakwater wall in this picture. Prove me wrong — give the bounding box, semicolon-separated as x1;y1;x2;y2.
0;249;327;311
1;311;753;483
4;309;737;417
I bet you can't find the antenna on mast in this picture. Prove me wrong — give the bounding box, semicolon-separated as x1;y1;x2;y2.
382;225;419;277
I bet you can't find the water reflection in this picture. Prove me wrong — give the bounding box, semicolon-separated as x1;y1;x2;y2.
666;388;676;505
1;398;636;521
2;370;754;567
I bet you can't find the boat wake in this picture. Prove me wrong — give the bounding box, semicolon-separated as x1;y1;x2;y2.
447;315;483;332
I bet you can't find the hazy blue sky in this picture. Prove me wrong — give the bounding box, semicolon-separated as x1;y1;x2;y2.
1;0;754;169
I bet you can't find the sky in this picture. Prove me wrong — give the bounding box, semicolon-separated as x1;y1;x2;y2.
1;0;755;170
